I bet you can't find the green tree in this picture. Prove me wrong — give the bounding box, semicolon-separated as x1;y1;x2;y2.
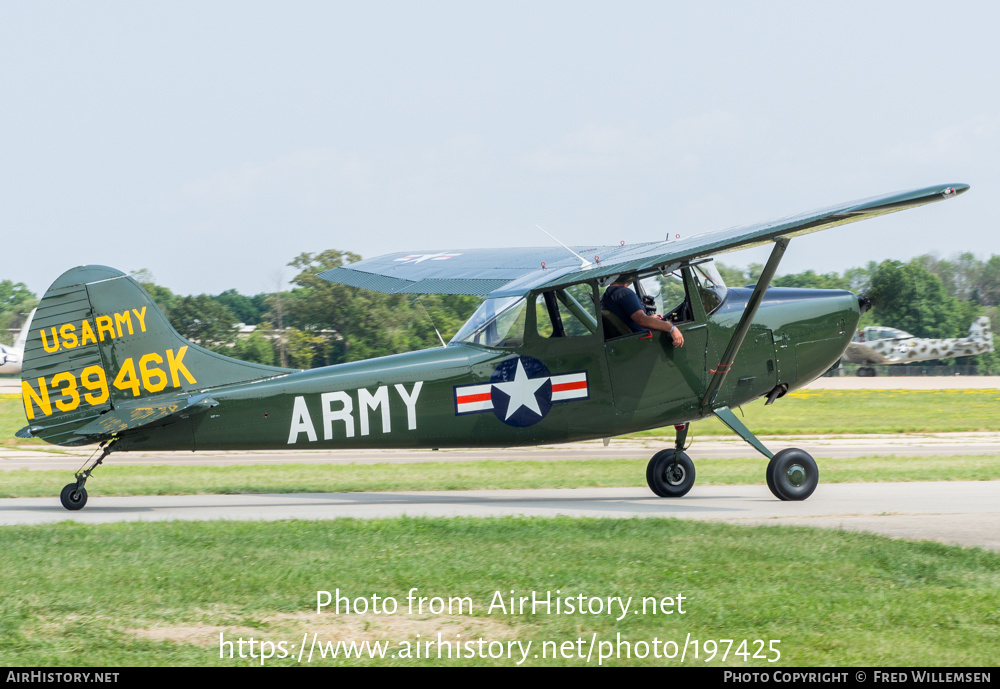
0;280;37;345
216;289;269;325
131;270;178;318
867;260;964;339
974;255;1000;307
168;295;239;352
231;328;277;366
773;270;851;290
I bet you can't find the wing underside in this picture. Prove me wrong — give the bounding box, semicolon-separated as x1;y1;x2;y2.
319;184;969;298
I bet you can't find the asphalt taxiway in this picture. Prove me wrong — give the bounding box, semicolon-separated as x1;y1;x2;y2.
1;481;998;551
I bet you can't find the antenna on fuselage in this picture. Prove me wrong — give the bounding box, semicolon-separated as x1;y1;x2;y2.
536;225;592;269
413;298;447;347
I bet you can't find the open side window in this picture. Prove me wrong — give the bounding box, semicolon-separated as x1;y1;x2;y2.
600;272;696;341
645;272;694;325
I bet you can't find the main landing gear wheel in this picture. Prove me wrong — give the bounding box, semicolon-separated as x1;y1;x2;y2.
765;449;818;501
60;483;88;511
646;449;696;498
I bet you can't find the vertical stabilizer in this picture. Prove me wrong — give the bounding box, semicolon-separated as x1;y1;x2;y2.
20;266;292;446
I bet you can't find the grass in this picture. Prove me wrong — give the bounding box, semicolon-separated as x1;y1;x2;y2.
1;518;997;666
634;388;1000;436
1;394;31;448
1;454;999;499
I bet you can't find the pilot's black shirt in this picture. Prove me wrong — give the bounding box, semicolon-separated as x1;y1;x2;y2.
602;285;645;332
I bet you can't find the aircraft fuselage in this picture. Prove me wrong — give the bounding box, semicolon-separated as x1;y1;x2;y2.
112;286;859;453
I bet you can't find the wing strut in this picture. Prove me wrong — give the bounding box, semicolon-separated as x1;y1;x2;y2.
701;237;789;409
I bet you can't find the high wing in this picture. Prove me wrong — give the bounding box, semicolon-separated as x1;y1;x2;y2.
320;184;968;297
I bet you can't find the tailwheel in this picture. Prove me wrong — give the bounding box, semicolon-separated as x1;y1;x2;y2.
766;448;818;501
60;483;88;511
58;439;117;511
646;449;695;498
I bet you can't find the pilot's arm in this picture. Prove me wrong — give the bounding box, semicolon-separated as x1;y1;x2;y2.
630;310;684;347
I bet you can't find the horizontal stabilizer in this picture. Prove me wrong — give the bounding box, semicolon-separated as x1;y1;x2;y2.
17;394;218;441
71;394;219;438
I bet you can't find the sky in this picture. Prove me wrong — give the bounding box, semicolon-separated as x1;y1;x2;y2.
1;1;997;297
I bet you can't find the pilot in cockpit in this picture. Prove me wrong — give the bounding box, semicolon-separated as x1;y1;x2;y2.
601;275;684;347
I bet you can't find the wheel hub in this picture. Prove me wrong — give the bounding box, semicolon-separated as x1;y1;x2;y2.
786;463;806;487
664;463;686;485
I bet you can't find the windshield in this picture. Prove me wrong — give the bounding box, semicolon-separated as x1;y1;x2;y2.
692;261;728;314
449;296;527;348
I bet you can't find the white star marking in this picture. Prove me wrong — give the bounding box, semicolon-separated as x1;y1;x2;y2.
491;359;548;421
393;252;461;264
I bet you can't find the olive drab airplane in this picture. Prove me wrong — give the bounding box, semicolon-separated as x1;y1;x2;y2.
18;184;969;510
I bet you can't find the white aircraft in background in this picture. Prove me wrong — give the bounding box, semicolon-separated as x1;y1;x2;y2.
0;309;35;376
842;316;994;376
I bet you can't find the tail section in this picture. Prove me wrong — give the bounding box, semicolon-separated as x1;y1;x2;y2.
0;309;35;375
20;266;291;446
968;316;992;349
12;308;34;351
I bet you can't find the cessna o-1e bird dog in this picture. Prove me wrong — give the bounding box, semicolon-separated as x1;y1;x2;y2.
18;184;968;510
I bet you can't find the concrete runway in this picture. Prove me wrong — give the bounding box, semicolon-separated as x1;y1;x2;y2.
2;481;998;551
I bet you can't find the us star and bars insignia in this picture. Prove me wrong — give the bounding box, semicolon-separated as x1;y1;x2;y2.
453;356;589;427
392;252;462;264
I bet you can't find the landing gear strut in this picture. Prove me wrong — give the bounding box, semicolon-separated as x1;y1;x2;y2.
59;439;117;511
646;424;696;497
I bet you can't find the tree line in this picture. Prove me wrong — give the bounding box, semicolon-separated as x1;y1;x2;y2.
2;251;997;372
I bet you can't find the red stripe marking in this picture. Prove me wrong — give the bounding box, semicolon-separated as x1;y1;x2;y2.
552;381;587;393
457;392;492;404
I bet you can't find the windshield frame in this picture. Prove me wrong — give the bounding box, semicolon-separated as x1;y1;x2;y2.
690;260;728;315
448;295;527;348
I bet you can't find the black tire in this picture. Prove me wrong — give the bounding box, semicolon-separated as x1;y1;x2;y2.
60;483;88;511
765;458;777;496
766;449;818;501
646;449;695;498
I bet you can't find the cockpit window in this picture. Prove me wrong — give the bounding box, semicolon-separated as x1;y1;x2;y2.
535;284;599;338
449;296;527;348
650;272;691;322
692;261;728;315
